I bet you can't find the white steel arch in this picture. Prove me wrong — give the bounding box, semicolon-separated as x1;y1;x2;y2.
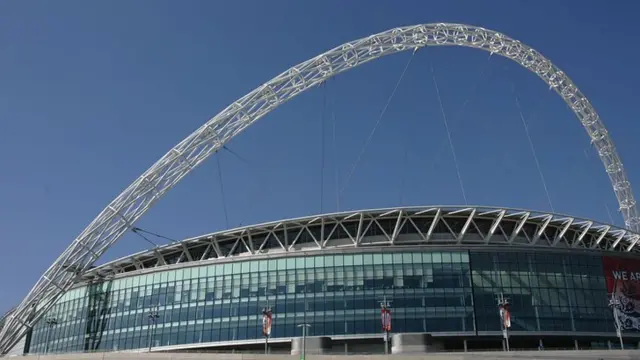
0;23;637;354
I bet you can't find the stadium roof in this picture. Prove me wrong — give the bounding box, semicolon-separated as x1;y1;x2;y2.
80;205;640;282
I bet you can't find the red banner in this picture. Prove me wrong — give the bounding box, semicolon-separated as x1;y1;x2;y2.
381;308;391;332
602;256;640;331
499;305;511;329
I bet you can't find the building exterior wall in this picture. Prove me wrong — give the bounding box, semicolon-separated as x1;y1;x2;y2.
26;249;635;354
471;251;612;333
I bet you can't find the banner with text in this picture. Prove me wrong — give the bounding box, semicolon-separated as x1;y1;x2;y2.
602;256;640;331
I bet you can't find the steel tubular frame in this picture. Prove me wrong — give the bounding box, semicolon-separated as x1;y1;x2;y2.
0;23;637;354
79;206;640;281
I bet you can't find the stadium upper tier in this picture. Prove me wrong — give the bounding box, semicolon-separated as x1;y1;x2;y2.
79;206;640;283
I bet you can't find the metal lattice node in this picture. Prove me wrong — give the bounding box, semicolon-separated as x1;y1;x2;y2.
0;23;637;355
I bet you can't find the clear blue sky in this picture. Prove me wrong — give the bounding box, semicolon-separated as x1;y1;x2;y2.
1;0;639;314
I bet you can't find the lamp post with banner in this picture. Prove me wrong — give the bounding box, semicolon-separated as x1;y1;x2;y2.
497;293;511;352
380;297;392;355
262;306;273;354
44;317;58;354
609;294;624;349
147;306;159;352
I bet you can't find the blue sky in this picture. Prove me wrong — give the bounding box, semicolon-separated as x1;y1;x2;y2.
1;0;640;314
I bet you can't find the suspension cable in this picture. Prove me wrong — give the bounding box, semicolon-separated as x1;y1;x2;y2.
400;138;409;206
220;145;275;227
427;54;493;165
331;81;340;212
512;87;555;213
131;227;178;244
222;145;250;165
215;156;230;229
131;228;160;248
605;203;616;225
320;81;327;214
400;98;411;206
339;48;418;198
430;62;468;205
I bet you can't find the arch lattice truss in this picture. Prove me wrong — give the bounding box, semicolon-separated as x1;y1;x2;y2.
0;23;637;354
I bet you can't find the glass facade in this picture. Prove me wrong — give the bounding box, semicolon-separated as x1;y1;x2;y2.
470;251;613;333
26;249;626;354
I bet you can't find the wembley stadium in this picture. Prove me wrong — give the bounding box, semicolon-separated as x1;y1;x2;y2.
19;207;640;355
3;23;640;357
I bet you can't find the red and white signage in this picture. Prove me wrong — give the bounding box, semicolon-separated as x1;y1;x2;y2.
603;256;640;331
499;304;511;329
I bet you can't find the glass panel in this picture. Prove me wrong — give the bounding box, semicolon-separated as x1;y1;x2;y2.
344;254;353;266
251;261;260;272
223;263;232;275
241;261;250;273
305;257;314;268
268;259;277;271
286;258;296;269
325;255;334;267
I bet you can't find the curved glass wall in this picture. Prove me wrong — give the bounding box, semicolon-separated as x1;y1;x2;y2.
470;251;613;333
27;250;618;354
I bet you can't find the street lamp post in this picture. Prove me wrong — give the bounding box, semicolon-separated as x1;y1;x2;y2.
609;295;624;350
147;306;159;352
497;293;511;352
262;306;273;355
379;297;392;355
297;323;311;360
44;317;58;354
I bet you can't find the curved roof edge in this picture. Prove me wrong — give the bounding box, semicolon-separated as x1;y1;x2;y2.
79;205;640;281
